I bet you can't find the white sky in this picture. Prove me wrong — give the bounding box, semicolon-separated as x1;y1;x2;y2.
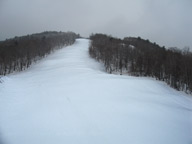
0;0;191;49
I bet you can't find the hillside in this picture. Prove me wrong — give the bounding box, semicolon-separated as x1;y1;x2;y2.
0;39;192;144
89;34;192;93
0;31;79;75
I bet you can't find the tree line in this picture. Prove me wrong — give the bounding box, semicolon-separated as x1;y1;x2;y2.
0;31;79;75
89;34;192;93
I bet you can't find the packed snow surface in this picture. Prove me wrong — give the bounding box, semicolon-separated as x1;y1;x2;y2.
0;39;192;144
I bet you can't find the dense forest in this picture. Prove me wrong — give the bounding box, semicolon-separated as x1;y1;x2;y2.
89;34;192;93
0;31;79;76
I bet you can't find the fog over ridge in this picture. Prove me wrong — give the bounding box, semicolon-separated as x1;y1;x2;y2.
0;0;191;49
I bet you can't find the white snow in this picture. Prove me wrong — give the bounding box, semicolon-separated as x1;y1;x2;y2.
0;39;192;144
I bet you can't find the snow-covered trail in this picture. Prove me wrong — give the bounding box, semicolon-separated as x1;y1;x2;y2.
0;39;192;144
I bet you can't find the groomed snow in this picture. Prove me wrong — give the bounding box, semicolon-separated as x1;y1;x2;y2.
0;39;192;144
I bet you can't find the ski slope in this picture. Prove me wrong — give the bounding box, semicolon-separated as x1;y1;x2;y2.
0;39;192;144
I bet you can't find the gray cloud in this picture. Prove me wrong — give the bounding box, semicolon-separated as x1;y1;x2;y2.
0;0;191;49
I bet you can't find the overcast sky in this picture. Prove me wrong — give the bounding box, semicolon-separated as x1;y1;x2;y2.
0;0;191;49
